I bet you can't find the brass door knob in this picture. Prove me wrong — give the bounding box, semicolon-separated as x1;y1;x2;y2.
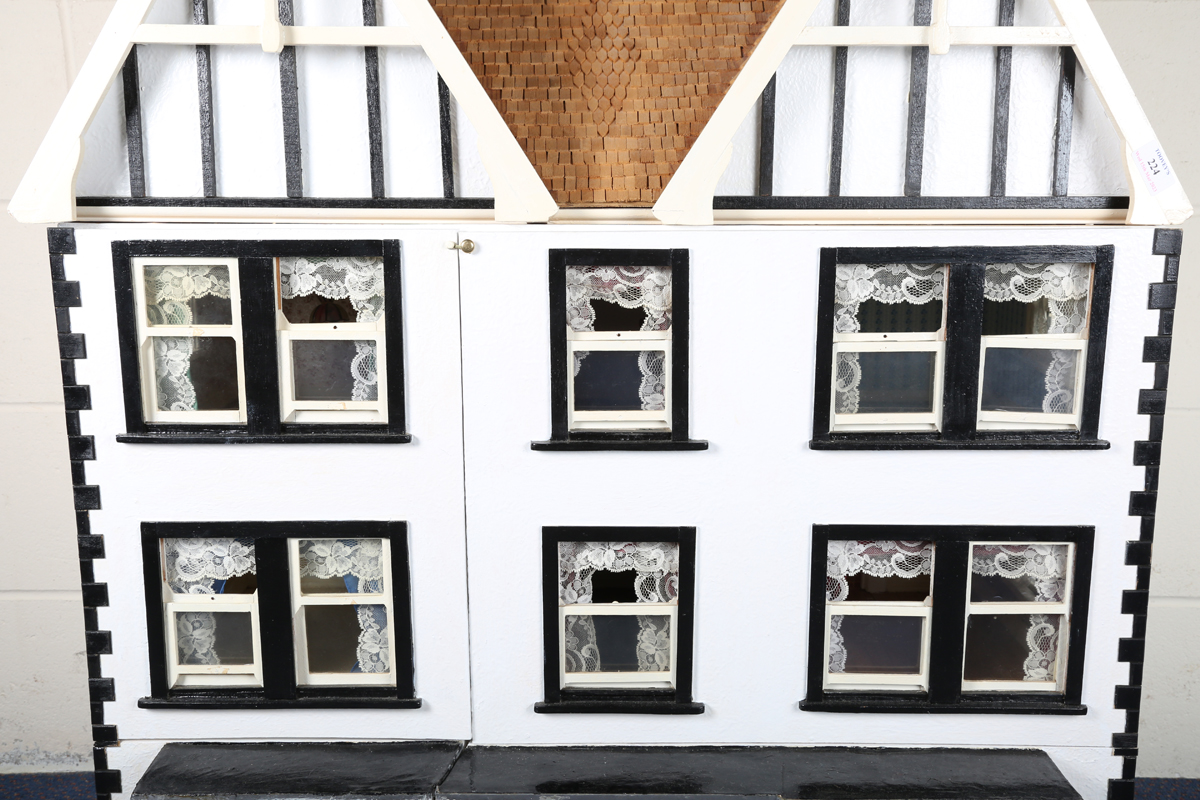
449;239;476;254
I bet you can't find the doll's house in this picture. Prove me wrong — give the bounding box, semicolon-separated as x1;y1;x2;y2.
10;0;1188;798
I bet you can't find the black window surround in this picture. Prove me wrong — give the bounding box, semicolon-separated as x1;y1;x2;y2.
139;520;418;709
536;526;703;715
802;524;1093;715
113;239;409;444
532;249;707;451
811;246;1113;450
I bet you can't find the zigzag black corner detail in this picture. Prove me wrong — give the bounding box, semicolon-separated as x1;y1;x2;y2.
1107;228;1182;800
49;228;123;800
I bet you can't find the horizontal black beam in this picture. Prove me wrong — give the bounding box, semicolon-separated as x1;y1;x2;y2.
77;196;495;210
714;195;1129;210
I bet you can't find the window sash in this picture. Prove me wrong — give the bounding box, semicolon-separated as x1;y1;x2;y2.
165;598;262;688
830;340;945;432
823;602;932;692
287;539;397;688
976;337;1087;431
962;541;1073;693
277;328;389;423
567;338;671;431
559;603;678;689
132;257;247;424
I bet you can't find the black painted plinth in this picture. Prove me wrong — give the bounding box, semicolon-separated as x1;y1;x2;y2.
130;741;462;799
438;746;1082;800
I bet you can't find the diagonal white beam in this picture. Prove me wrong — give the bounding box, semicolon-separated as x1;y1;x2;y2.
653;0;822;225
1049;0;1191;225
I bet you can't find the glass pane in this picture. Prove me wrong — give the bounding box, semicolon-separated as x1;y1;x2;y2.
836;351;936;414
291;339;378;401
963;614;1062;683
826;540;933;602
981;348;1078;414
279;256;385;323
566;265;672;332
304;604;390;675
563;614;671;674
573;350;665;412
175;610;254;665
559;542;680;604
153;337;239;411
831;615;923;674
298;539;385;594
833;264;946;334
983;263;1090;334
144;265;233;326
162;537;257;594
971;545;1069;603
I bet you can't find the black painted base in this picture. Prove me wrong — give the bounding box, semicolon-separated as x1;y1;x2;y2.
130;743;1083;799
0;772;96;800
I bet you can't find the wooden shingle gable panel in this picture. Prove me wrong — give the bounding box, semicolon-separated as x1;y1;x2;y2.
430;0;789;207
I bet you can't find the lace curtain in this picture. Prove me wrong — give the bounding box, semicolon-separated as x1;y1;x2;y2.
298;539;390;673
145;266;232;412
825;540;933;675
984;263;1091;415
567;266;671;412
559;542;677;673
164;538;256;666
833;264;945;414
280;257;384;403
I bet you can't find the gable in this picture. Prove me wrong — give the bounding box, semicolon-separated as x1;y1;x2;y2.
431;0;787;207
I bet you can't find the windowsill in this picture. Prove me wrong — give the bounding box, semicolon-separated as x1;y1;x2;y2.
139;693;422;709
800;695;1086;715
809;434;1109;451
118;431;412;444
532;437;709;451
534;699;705;714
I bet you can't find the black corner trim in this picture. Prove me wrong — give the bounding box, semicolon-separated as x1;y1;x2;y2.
1110;229;1181;800
48;231;121;793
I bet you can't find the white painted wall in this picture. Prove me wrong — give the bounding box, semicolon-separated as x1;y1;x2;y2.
454;223;1158;800
61;223;474;797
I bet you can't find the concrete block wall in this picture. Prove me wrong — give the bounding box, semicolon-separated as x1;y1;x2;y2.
0;0;1196;782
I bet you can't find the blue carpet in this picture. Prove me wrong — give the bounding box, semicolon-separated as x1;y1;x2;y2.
1139;779;1200;800
0;773;95;800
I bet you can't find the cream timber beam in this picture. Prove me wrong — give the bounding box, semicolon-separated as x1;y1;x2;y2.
8;0;157;223
653;0;823;225
1049;0;1192;225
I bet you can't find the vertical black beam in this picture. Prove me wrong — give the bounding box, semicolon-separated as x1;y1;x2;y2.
669;249;691;443
363;0;385;199
388;523;416;699
278;0;304;198
940;264;984;440
254;537;296;701
1052;47;1077;197
438;75;456;199
1079;246;1113;440
903;0;932;197
194;0;217;197
548;252;568;441
989;0;1015;197
805;527;832;703
757;74;776;197
673;527;697;704
239;258;281;436
541;529;563;704
827;0;850;197
122;47;147;198
141;527;170;699
811;249;837;440
927;540;968;705
382;240;407;433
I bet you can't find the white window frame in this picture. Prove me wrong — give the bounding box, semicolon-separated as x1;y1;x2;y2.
132;256;247;424
276;260;388;424
976;337;1088;431
830;335;946;433
823;601;933;693
163;593;262;689
566;331;671;432
961;541;1074;694
559;603;678;690
288;538;397;687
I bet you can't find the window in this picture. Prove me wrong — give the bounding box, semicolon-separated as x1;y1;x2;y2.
114;240;407;443
537;528;702;714
141;522;416;708
812;247;1112;448
534;249;706;451
804;526;1092;713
